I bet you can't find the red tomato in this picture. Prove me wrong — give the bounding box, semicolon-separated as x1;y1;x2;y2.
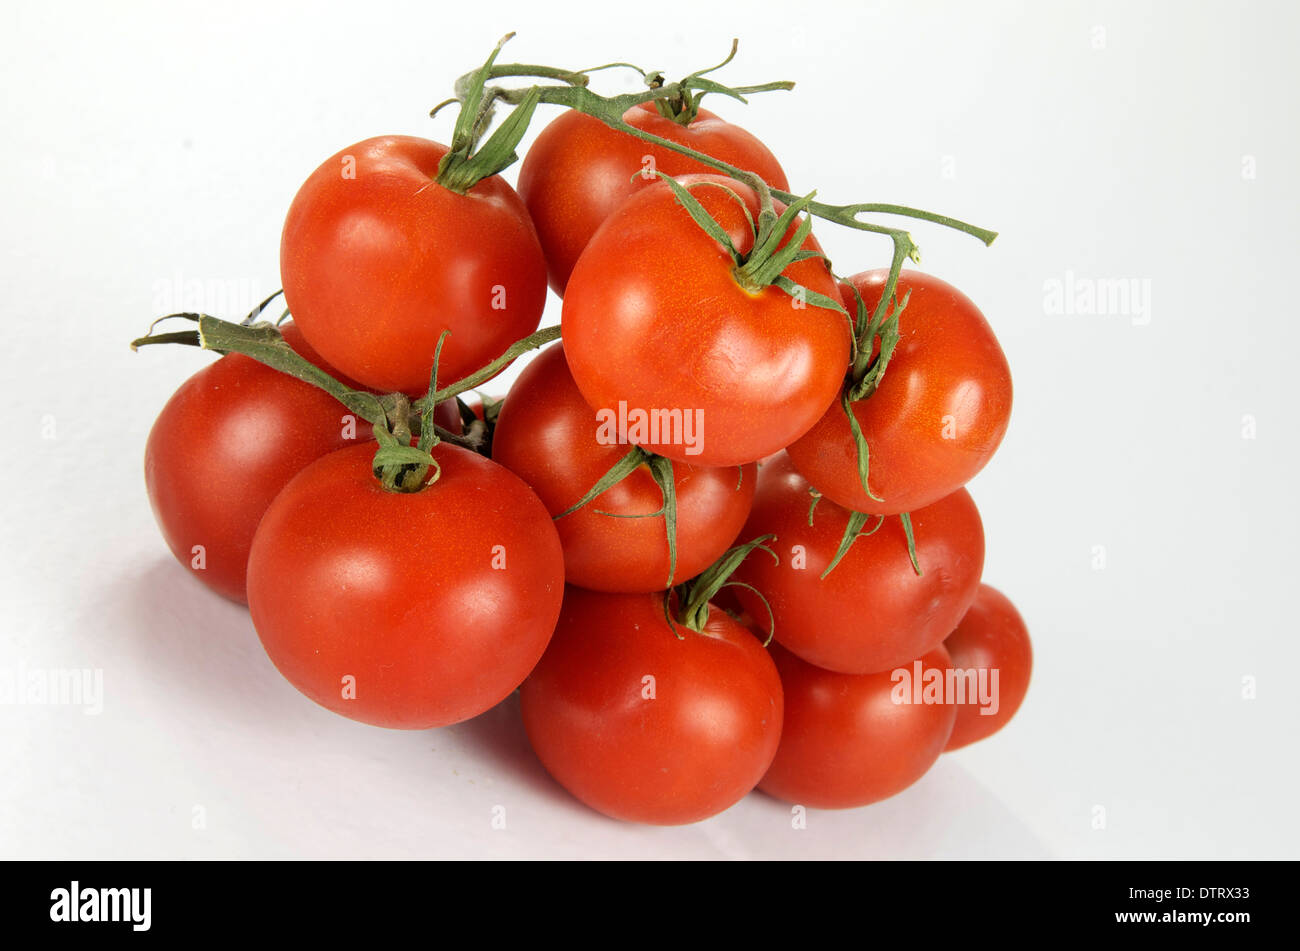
491;342;756;592
519;587;783;825
760;643;956;809
280;135;547;394
562;174;850;467
787;269;1012;515
733;453;984;674
943;584;1033;751
518;103;789;294
246;442;564;729
144;323;369;603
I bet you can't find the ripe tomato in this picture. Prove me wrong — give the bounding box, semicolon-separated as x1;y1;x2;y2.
518;103;789;294
491;342;756;592
246;442;564;729
733;453;984;674
280;135;547;395
144;323;369;603
760;643;956;809
519;587;783;825
562;174;850;467
786;269;1012;515
943;584;1033;751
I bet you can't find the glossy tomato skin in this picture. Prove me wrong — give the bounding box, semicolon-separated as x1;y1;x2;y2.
760;643;956;809
144;323;369;603
734;453;985;674
519;588;784;825
519;103;789;295
246;442;564;729
281;135;547;394
492;342;756;592
562;174;851;468
943;584;1033;751
787;269;1012;515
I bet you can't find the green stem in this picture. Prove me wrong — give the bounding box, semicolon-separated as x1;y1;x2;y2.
130;313;547;457
466;53;994;354
419;325;560;408
669;535;777;635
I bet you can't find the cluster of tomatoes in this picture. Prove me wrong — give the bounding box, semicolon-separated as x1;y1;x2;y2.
142;49;1032;826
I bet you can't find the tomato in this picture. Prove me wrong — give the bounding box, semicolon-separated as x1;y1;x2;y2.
144;322;369;603
431;397;464;435
280;135;547;395
942;584;1033;751
519;587;783;824
246;442;564;729
491;342;756;592
786;269;1013;515
733;453;984;674
518;103;789;294
561;174;850;467
760;643;956;809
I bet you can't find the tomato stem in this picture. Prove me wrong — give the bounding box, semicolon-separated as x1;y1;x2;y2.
668;535;777;636
431;36;794;192
439;38;996;439
131;313;561;488
418;325;560;408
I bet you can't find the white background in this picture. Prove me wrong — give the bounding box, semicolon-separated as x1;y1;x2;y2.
2;0;1297;859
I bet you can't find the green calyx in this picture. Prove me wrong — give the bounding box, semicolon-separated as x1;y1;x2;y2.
433;34;549;194
667;535;778;639
654;174;848;317
834;264;910;506
647;40;795;125
370;333;454;493
807;493;924;580
557;447;741;592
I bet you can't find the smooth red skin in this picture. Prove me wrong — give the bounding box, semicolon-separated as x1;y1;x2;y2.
518;104;789;295
787;270;1012;515
492;343;756;592
519;588;783;825
246;442;564;729
760;643;956;810
942;583;1033;751
280;135;547;394
144;323;370;603
734;453;985;674
562;175;851;467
